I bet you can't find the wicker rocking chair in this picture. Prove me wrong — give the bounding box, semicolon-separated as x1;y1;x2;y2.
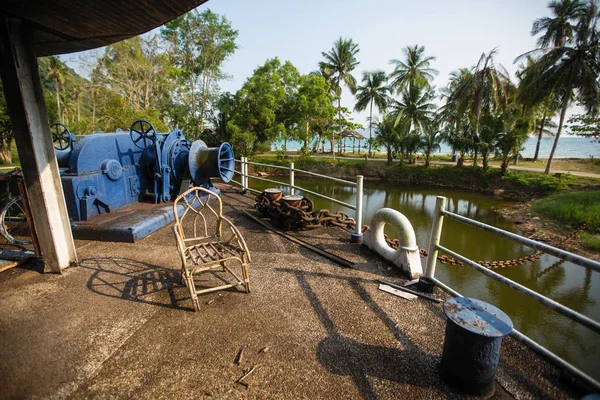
173;186;251;311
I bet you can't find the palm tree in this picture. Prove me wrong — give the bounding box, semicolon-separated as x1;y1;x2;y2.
420;124;443;167
439;68;475;165
449;49;511;166
46;56;66;123
72;83;84;122
354;70;392;156
516;56;559;161
389;45;437;93
531;0;585;48
495;113;532;173
320;37;360;160
390;83;436;134
531;101;558;161
375;115;400;164
519;0;600;173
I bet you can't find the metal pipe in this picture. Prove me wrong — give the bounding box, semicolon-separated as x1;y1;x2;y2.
431;277;600;392
293;168;356;185
442;210;600;273
244;174;355;209
436;244;600;335
425;196;447;278
510;328;600;392
243;160;356;186
243;160;289;170
431;277;461;297
290;162;295;196
241;157;246;192
355;175;363;236
292;185;355;209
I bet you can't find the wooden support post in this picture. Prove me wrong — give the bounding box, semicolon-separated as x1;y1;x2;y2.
0;17;77;272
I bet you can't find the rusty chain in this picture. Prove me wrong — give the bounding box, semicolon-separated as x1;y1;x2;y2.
384;224;587;269
255;191;586;270
255;193;357;231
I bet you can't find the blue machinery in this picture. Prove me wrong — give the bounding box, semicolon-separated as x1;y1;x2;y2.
51;120;234;242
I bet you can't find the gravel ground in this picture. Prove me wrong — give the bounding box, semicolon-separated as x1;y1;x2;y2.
0;187;584;399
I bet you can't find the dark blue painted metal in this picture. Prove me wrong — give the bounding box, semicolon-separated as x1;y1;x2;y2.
57;121;233;241
440;297;513;396
443;297;513;337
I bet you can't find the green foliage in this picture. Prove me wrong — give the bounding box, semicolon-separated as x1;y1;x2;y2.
579;232;600;251
502;170;570;193
225;58;300;154
389;45;437;93
296;74;336;150
532;190;600;233
518;0;600;173
0;81;13;164
161;9;239;136
354;70;391;154
568;113;600;142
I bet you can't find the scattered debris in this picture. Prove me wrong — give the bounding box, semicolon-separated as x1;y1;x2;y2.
259;346;270;354
379;284;417;300
235;347;244;365
236;364;259;387
206;299;215;305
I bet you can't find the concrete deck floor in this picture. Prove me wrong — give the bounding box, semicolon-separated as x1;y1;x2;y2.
0;188;582;399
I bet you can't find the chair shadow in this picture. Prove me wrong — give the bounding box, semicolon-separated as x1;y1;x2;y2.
276;267;450;399
80;257;195;311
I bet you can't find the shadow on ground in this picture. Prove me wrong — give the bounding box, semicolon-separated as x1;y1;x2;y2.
277;267;445;399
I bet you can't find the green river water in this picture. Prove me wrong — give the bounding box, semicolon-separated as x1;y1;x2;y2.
247;176;600;382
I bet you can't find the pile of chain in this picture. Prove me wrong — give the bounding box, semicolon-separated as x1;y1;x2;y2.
383;223;587;269
255;192;357;231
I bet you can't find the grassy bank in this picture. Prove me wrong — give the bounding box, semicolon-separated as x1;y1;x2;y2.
250;155;597;199
532;191;600;251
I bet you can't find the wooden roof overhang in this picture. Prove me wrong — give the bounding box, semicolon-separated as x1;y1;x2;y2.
0;0;208;56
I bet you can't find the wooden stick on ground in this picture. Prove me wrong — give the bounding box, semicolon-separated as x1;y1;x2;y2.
236;364;259;386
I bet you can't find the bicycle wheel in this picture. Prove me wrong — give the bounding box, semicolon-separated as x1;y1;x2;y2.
0;196;32;245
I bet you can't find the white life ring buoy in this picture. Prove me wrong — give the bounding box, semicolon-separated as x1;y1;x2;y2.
363;208;422;278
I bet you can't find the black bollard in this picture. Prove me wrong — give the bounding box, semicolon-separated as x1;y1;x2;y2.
440;297;513;396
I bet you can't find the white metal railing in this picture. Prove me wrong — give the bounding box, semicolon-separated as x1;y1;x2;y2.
232;157;363;239
425;195;600;391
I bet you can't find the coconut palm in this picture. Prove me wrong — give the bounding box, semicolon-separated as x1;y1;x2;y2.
375;115;400;164
439;68;476;165
354;70;392;156
72;83;84;122
320;37;360;159
389;45;437;94
531;0;585;48
495;113;532;173
519;0;600;173
390;83;436;134
449;49;511;166
46;56;67;123
516;56;560;161
420;124;443;167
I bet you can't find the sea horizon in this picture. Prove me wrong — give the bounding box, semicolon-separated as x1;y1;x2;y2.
273;135;600;159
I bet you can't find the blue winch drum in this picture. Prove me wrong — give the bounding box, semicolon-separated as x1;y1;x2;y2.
188;141;235;184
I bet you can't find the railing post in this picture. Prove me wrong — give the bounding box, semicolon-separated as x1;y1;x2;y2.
289;162;295;195
351;175;363;243
425;196;447;278
241;157;247;192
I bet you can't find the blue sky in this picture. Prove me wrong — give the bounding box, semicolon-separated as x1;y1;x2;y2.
64;0;552;126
